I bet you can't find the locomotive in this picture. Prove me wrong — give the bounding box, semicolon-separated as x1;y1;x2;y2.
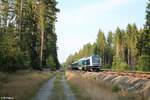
71;55;101;71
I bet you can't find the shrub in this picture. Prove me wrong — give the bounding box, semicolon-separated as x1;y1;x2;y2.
112;56;129;70
103;64;111;69
136;55;150;71
46;55;56;70
112;85;121;93
0;34;25;72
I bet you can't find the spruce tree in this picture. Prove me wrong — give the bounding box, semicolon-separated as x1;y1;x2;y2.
144;0;150;56
137;0;150;71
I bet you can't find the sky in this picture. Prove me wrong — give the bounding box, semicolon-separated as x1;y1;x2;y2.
56;0;147;63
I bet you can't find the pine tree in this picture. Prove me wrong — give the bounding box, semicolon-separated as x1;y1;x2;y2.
112;27;128;70
0;0;60;71
106;31;113;68
126;24;139;70
96;30;107;66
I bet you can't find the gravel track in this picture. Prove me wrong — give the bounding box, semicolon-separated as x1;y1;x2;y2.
32;77;56;100
62;75;76;100
32;72;76;100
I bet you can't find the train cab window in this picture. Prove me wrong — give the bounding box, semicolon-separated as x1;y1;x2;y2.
92;57;100;64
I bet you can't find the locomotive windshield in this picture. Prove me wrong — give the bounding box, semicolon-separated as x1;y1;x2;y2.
92;56;100;64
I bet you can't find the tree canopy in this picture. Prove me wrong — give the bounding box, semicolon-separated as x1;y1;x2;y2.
0;0;60;72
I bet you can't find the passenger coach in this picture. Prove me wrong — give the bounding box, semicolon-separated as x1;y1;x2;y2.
71;55;101;71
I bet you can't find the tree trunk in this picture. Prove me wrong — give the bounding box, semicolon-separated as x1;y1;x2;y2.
19;0;23;42
128;49;131;69
40;30;44;67
31;33;40;70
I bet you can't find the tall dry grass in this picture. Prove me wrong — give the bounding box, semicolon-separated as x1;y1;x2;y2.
66;71;145;100
66;71;118;100
0;70;52;100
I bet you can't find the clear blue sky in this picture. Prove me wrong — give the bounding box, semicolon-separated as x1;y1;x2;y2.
56;0;147;63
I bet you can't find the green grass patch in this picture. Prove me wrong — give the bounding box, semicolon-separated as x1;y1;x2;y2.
112;85;121;93
51;72;66;100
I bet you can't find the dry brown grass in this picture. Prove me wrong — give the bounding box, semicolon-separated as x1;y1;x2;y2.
66;71;118;100
66;71;146;100
0;70;52;100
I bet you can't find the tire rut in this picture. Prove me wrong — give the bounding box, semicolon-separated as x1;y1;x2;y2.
32;72;76;100
62;75;76;100
32;76;56;100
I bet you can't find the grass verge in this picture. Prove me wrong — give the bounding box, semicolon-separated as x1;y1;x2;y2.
0;70;53;100
66;71;144;100
67;80;87;100
66;71;119;100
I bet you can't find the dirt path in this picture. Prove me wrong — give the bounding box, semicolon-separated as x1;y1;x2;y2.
32;77;56;100
62;75;76;100
32;72;76;100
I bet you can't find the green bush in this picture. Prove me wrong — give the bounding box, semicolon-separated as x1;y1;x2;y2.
0;34;25;72
136;55;150;71
112;56;129;70
46;55;56;70
112;85;121;93
103;64;111;69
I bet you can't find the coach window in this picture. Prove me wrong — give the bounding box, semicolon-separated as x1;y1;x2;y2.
86;59;90;65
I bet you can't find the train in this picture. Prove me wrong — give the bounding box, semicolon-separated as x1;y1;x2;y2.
71;55;101;71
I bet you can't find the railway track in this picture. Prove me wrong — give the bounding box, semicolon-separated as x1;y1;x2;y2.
70;69;150;79
101;70;150;79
